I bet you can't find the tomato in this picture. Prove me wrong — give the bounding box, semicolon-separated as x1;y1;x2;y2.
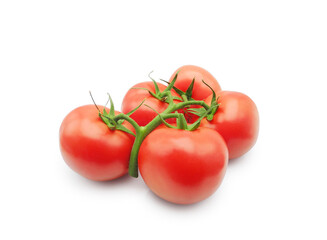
59;105;134;181
139;127;228;204
121;81;179;126
201;91;259;159
169;65;221;100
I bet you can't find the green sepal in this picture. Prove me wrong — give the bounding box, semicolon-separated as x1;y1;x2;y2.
100;113;117;130
126;98;146;117
146;71;164;101
102;108;112;121
116;99;145;136
117;99;146;125
159;116;178;129
176;113;188;130
160;79;195;102
187;105;215;131
185;78;195;99
102;94;117;129
115;124;136;137
188;121;201;131
161;79;185;97
172;96;183;101
106;93;115;117
131;87;158;99
202;80;216;106
161;71;179;95
131;72;171;102
89;91;137;135
201;80;220;120
89;91;115;130
144;104;177;129
187;107;207;117
206;100;220;121
148;71;160;95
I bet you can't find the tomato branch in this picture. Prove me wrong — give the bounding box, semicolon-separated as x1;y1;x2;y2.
127;112;181;177
93;76;219;178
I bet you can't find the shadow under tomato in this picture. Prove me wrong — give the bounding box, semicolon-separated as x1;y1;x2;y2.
145;188;219;210
227;150;256;167
74;172;147;191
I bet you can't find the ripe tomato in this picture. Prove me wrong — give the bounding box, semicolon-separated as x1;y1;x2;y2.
139;127;228;204
59;105;134;181
201;91;259;159
169;65;221;100
121;81;179;126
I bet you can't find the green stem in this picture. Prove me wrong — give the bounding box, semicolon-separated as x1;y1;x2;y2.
128;127;146;177
171;100;210;112
181;95;188;102
113;93;211;178
160;90;175;107
113;113;140;133
127;112;179;177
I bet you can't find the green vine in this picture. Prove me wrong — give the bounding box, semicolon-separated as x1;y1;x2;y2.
93;73;220;177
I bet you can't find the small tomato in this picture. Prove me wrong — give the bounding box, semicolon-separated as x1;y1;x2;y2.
59;105;134;181
139;127;228;204
202;91;259;159
121;81;179;126
169;65;221;100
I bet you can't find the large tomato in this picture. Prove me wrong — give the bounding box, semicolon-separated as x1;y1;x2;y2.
201;91;259;159
59;105;134;181
139;127;228;204
169;65;221;100
121;81;179;126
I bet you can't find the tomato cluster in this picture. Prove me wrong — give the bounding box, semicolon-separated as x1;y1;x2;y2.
59;65;259;204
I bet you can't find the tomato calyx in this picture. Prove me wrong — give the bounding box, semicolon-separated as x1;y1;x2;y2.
131;72;183;103
161;77;220;121
187;80;220;121
150;105;218;131
161;77;195;102
89;91;146;137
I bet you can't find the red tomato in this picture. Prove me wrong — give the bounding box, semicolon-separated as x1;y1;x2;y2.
169;65;221;100
201;91;259;159
59;105;134;181
139;127;228;204
121;81;179;126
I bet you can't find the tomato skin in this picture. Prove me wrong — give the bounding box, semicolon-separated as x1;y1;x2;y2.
59;105;134;181
139;127;228;204
121;81;179;126
201;91;259;159
169;65;221;100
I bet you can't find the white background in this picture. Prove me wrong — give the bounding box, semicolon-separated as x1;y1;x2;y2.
1;0;326;239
